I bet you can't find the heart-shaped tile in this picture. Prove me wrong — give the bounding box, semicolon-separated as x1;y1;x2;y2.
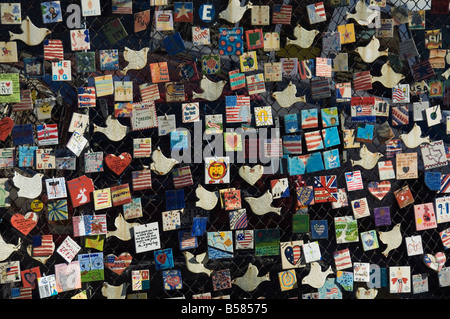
0;117;14;141
424;252;446;272
105;152;132;175
314;225;325;235
237;231;252;247
284;245;302;265
26;242;55;265
238;165;264;186
226;134;239;149
24;272;37;286
368;181;391;200
165;272;181;288
11;212;38;236
105;252;132;275
157;252;167;265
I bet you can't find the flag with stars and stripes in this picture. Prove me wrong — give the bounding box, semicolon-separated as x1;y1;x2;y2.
132;169;152;191
314;175;338;203
272;4;292;24
345;171;364;191
44;39;64;61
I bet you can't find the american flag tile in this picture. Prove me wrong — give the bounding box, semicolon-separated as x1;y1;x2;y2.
345;170;364;191
351;197;370;219
172;166;193;188
132;169;152;191
353;70;372;91
43;39;64;61
272;4;292;24
133;138;151;158
306;2;326;24
305;130;324;152
314;175;338;203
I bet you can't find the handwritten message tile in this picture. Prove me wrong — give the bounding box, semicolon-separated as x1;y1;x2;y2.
134;222;161;253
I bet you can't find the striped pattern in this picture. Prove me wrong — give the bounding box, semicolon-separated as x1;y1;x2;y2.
392;85;408;102
385;139;402;158
112;0;132;14
230;209;248;230
132;169;152;191
44;39;64;61
283;135;302;154
314;175;338;203
225;95;251;123
412;60;435;81
439;174;450;194
140;83;160;101
95;190;110;207
301;110;318;129
333;248;352;270
32;235;53;257
37;124;58;145
310;78;331;99
12;89;33;112
315;57;332;77
305;131;324;151
307;2;326;23
440;229;450;249
78;87;96;108
172;166;193;188
391;106;409;126
345;170;363;191
246;74;265;94
353;71;372;91
352;198;368;218
378;160;395;180
272;4;292;24
133;138;151;158
11;287;32;299
236;230;252;247
263;138;282;158
7;265;19;277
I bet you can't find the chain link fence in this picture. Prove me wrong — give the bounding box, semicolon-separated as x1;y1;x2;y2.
0;0;450;299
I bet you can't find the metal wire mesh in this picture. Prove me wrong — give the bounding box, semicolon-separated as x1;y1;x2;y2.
0;0;450;299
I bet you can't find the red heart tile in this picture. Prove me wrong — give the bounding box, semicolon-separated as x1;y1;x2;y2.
105;252;132;275
105;152;132;175
11;212;38;236
368;181;391;200
0;117;14;141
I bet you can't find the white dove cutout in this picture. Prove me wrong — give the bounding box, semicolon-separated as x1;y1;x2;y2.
183;251;212;277
13;171;43;199
150;147;179;175
354;36;389;63
378;223;402;257
301;262;334;289
121;46;149;75
351;145;383;170
192;77;227;101
244;190;281;216
102;282;129;299
399;123;431;148
286;24;319;49
195;184;218;211
238;165;264;186
93;115;128;142
219;0;252;23
371;62;405;88
232;263;270;292
0;234;21;262
272;81;306;108
106;213;141;241
9;16;51;46
345;0;379;26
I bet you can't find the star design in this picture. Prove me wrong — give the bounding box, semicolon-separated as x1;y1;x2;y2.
176;4;190;20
